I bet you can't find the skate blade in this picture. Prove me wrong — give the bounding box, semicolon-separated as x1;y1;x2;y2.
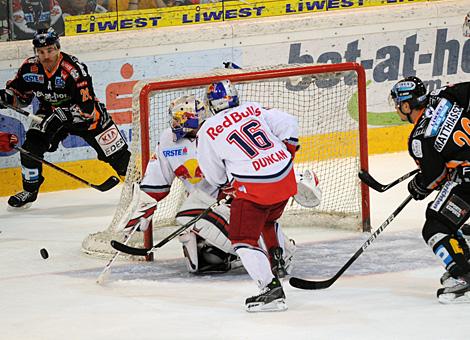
246;298;288;313
6;202;33;211
438;291;470;304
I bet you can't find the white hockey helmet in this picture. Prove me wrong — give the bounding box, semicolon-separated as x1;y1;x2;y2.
206;80;239;114
169;95;207;141
294;169;322;208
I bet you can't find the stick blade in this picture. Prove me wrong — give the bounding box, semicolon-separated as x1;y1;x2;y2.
358;170;385;192
93;176;120;192
289;276;334;290
110;240;149;256
96;269;111;285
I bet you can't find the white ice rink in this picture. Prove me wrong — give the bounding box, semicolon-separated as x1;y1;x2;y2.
1;151;470;340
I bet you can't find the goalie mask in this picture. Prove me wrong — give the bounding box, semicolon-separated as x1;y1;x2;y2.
206;80;239;114
169;95;207;141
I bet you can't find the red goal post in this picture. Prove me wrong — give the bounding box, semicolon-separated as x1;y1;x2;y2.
82;62;370;260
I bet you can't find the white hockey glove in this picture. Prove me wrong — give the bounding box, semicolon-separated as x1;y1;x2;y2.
294;169;322;208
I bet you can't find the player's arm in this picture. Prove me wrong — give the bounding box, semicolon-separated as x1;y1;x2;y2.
140;141;176;202
196;130;228;188
1;60;35;107
408;137;447;200
69;59;102;125
262;107;299;157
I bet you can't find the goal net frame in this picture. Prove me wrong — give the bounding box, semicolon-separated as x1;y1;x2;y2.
139;62;369;260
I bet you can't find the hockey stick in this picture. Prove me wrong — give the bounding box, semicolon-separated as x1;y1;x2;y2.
0;100;42;122
14;146;120;192
359;169;419;193
96;221;141;285
111;198;228;256
289;195;413;290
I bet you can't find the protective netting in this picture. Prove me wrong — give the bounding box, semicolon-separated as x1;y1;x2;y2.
82;64;368;257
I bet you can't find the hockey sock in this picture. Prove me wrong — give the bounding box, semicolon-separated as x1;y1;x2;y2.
235;246;275;289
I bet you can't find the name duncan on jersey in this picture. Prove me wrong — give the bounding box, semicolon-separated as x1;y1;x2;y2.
252;149;289;171
206;105;261;140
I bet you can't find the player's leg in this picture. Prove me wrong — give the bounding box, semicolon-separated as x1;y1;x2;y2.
79;109;130;179
422;181;470;303
229;198;288;312
7;118;64;208
261;221;296;278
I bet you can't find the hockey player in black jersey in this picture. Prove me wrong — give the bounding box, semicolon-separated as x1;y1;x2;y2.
390;77;470;303
0;28;130;209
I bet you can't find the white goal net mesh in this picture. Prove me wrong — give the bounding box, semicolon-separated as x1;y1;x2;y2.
82;63;369;257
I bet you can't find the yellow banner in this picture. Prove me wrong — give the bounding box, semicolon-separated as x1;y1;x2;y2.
65;0;439;36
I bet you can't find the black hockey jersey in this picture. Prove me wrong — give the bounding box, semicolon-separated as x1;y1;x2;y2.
408;82;470;190
6;52;104;130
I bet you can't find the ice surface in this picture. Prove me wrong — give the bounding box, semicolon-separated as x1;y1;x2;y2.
1;152;469;340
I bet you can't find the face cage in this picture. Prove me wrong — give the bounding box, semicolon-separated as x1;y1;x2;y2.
170;115;199;141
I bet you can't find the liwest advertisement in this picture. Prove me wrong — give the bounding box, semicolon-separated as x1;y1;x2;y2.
64;0;439;36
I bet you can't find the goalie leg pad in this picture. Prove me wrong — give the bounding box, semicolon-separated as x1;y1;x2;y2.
179;231;199;273
176;189;232;254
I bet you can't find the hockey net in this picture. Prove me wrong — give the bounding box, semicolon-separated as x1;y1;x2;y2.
82;63;370;258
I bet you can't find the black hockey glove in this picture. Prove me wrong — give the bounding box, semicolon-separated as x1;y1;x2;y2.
39;107;72;135
408;174;431;200
0;89;15;108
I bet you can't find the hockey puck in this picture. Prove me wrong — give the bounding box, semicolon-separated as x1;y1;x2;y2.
40;248;49;259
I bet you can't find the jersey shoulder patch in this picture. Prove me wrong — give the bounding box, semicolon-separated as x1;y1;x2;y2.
411;139;423;158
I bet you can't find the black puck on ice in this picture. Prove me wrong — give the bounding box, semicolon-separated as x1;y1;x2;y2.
40;248;49;259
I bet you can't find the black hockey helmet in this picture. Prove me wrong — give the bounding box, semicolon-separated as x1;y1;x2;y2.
32;28;60;49
390;76;428;110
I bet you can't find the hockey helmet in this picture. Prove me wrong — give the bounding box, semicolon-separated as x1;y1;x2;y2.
206;80;239;114
390;76;427;110
33;28;60;49
169;95;207;141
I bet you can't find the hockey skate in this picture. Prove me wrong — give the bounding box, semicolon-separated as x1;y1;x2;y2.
437;274;470;304
245;278;287;312
269;247;288;278
7;190;38;209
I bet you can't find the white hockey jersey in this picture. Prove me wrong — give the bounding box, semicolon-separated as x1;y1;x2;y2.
197;102;298;205
140;128;218;199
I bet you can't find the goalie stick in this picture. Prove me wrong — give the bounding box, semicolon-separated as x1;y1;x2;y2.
359;169;419;193
111;198;228;256
289;195;413;290
14;146;119;192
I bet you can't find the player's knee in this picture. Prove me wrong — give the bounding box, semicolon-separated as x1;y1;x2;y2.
23;130;49;155
427;233;470;277
105;148;131;177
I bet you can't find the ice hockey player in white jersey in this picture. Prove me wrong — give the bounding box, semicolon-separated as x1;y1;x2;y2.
197;80;300;312
119;94;301;275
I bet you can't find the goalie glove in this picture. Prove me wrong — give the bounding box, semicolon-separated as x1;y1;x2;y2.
294;169;322;208
0;132;18;152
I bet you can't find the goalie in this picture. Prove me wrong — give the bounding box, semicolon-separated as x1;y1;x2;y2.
118;95;321;275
